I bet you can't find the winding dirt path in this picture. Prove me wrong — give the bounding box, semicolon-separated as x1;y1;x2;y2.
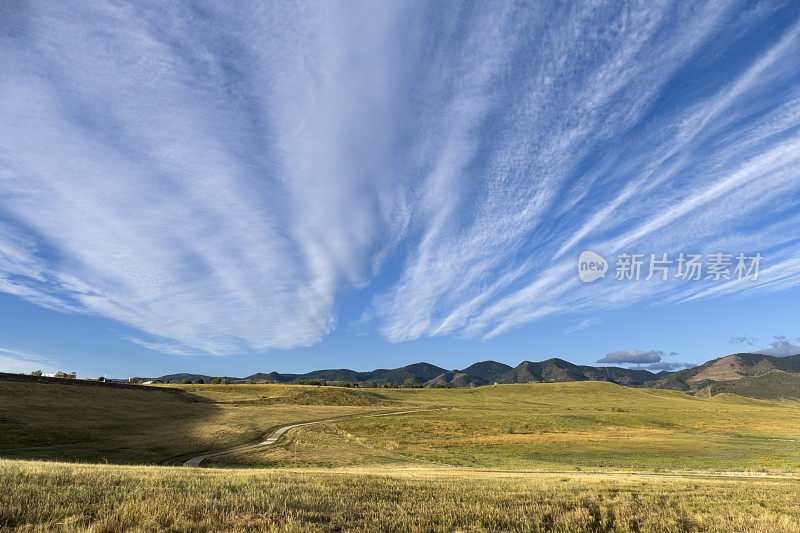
184;408;800;479
183;408;446;467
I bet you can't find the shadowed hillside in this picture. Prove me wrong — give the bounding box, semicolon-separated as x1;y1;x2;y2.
0;380;404;464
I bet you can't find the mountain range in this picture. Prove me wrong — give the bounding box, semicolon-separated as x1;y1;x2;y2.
155;357;666;387
649;352;800;391
151;352;800;400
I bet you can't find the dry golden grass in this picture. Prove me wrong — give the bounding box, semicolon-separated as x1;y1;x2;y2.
2;459;800;532
207;382;800;472
5;380;800;472
206;422;405;468
0;381;404;464
5;381;800;531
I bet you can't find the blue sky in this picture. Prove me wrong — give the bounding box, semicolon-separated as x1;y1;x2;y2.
1;1;799;378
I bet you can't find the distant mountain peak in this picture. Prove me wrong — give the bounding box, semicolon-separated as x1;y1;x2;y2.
652;352;800;392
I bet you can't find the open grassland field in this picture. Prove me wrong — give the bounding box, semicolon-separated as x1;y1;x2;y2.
4;380;800;472
0;381;405;464
0;382;800;471
4;380;800;531
206;383;800;472
2;460;800;532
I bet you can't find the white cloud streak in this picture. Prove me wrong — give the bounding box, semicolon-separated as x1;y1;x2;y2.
0;1;799;354
0;347;58;374
0;2;420;354
373;3;800;342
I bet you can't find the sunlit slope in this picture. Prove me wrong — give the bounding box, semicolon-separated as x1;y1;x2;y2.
211;382;800;472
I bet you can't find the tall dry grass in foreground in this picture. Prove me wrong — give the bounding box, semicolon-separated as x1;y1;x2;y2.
2;459;799;532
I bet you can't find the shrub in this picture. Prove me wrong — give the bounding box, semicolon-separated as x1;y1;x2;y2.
297;379;325;386
29;370;43;376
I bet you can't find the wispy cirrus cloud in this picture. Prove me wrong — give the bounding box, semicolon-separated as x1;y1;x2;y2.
0;347;58;374
563;318;603;335
372;3;800;342
0;2;419;354
0;2;799;356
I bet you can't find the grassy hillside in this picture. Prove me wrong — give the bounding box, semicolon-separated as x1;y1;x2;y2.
5;379;800;473
207;382;800;472
0;380;403;464
3;459;800;532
